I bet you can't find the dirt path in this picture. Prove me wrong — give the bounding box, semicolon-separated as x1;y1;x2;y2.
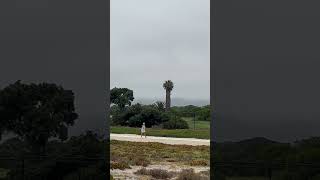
110;133;210;146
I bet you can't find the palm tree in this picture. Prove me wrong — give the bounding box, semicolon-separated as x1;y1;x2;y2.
163;80;174;111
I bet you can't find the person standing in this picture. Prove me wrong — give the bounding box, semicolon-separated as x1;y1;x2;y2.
141;122;146;138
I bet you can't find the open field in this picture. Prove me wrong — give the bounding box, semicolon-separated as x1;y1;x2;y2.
110;140;210;179
111;140;209;166
183;117;210;130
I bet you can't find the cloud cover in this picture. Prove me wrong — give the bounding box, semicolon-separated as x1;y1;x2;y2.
111;0;210;101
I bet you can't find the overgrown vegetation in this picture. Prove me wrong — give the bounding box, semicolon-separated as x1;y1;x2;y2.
0;131;107;180
110;140;209;169
176;169;208;180
135;168;175;179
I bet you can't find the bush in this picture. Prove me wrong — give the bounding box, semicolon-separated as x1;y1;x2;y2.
112;104;170;127
135;168;174;179
189;160;209;166
176;169;208;180
110;161;131;170
162;118;189;129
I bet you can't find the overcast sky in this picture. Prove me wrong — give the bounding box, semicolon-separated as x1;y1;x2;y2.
111;0;210;101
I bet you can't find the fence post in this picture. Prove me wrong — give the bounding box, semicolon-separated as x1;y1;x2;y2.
193;113;196;130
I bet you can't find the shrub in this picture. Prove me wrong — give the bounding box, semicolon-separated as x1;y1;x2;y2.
133;157;150;167
110;161;131;170
176;169;208;180
135;168;174;179
189;160;209;166
162;118;189;129
113;104;170;127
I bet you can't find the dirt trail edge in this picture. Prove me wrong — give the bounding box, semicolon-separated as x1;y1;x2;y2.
110;133;210;146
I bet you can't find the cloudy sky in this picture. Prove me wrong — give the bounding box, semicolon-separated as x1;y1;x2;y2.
111;0;210;101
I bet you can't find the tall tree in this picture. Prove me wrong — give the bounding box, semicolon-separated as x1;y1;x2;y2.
110;87;134;110
163;80;174;111
0;80;78;154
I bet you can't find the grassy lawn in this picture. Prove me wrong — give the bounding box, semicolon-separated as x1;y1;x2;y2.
110;140;209;169
111;117;210;139
183;117;210;130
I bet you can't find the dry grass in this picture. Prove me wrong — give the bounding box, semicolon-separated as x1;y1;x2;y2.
189;160;209;166
176;169;209;180
110;140;209;168
135;168;175;179
110;161;131;170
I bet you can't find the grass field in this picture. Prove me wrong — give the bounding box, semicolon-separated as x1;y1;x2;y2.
183;117;210;130
111;117;210;139
110;140;210;169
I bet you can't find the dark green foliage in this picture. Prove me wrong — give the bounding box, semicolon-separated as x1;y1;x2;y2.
112;103;170;128
0;131;106;180
110;87;134;109
196;106;211;121
0;81;78;154
171;105;211;121
154;101;165;112
162;117;189;129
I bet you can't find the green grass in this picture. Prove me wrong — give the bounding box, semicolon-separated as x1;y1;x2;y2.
111;126;209;139
183;117;210;130
111;117;210;139
111;140;209;168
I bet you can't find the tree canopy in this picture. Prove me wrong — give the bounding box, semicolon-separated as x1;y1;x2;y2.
0;80;78;153
110;87;134;109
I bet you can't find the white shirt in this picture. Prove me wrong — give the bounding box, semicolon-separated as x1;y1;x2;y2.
141;124;146;133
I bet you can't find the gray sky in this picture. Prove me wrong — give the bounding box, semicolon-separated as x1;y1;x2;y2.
111;0;210;101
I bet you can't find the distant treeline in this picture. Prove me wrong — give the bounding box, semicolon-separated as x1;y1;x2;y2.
171;105;212;121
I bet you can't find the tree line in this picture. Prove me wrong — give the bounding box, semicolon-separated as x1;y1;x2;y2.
110;80;211;129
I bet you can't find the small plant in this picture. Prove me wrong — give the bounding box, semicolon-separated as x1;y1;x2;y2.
189;160;209;166
133;157;150;167
176;169;208;180
135;168;175;179
110;161;131;170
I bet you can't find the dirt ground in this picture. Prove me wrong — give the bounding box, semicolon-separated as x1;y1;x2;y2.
110;133;210;146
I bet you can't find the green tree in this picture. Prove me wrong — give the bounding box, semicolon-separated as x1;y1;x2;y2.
0;80;78;154
110;87;134;110
163;80;174;111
